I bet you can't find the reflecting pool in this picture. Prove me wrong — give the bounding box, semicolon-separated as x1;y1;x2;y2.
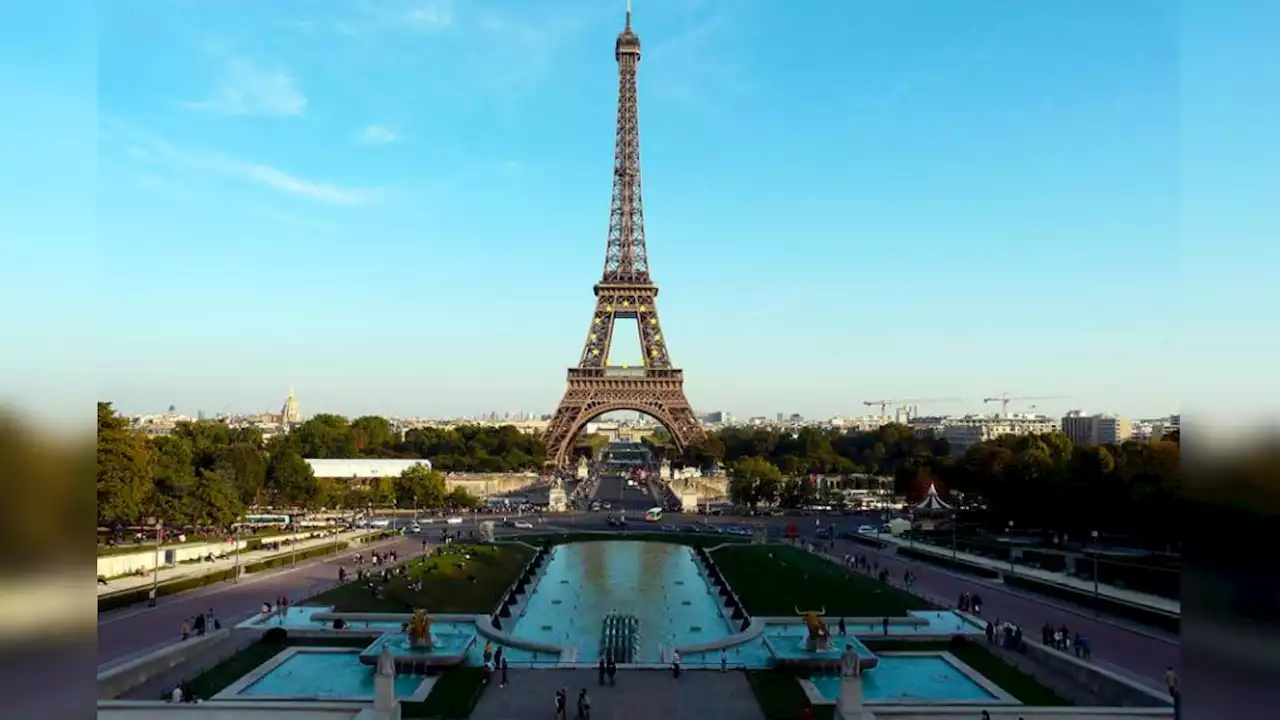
510;541;732;662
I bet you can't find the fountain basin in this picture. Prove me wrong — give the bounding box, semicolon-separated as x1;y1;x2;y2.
358;631;476;671
763;634;879;671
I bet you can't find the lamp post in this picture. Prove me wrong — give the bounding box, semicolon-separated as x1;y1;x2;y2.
291;510;299;568
148;519;162;607
908;512;916;551
1007;520;1015;575
233;518;241;584
951;512;958;560
1091;530;1100;614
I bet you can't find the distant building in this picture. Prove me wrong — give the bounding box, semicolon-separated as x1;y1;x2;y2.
1061;411;1132;447
1152;414;1180;440
306;459;432;481
700;411;725;424
944;414;1060;455
281;388;303;425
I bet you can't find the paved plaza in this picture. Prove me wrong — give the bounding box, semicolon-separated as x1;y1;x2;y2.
470;668;765;720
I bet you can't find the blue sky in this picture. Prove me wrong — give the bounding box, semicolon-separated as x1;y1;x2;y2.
2;0;1274;427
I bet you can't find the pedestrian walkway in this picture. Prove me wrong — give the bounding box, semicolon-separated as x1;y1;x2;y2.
97;529;383;596
470;668;765;720
878;534;1180;615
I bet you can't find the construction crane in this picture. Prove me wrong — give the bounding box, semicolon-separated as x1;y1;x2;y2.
862;398;964;423
982;394;1067;417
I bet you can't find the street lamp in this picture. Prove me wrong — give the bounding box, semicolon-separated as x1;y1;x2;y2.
1091;530;1100;613
233;517;241;584
148;519;162;607
292;509;299;568
951;512;958;560
1007;520;1015;575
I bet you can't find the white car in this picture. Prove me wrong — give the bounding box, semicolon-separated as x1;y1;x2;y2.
857;525;877;535
445;517;463;525
513;520;534;529
408;523;421;534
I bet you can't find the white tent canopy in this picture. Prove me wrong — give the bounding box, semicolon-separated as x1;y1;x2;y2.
913;482;953;513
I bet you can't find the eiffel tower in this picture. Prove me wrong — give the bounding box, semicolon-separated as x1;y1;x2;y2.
542;4;705;467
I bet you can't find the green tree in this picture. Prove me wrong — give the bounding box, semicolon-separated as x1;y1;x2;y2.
394;463;448;509
368;476;397;508
150;435;196;523
351;415;394;454
215;442;268;506
186;469;242;528
96;402;154;526
293;414;358;458
728;456;782;510
444;486;479;509
266;448;319;508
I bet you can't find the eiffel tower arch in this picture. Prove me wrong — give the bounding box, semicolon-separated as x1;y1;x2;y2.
543;6;705;467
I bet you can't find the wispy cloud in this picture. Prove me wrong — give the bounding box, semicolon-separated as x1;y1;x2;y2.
104;121;379;205
298;0;455;37
354;124;400;146
185;57;307;116
645;13;750;113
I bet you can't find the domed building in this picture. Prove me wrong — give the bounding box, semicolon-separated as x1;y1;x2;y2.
280;388;302;426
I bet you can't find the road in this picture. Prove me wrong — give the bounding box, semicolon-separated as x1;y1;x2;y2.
96;533;420;667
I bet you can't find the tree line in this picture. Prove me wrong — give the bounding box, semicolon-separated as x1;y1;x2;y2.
714;424;1180;548
96;404;499;529
96;401;1180;546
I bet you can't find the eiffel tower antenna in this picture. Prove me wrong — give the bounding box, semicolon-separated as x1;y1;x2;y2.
542;5;705;467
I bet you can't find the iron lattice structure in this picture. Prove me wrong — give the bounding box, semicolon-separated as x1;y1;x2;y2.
543;8;705;467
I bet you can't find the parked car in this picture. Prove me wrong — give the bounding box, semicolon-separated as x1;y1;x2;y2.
514;520;534;529
445;517;463;525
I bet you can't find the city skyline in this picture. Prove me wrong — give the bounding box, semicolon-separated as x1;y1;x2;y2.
6;0;1212;425
117;387;1173;427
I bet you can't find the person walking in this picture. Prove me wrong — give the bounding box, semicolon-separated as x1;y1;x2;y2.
597;657;606;685
554;687;567;720
1164;667;1180;719
606;655;617;686
500;656;508;688
720;648;728;673
577;688;591;720
672;649;681;678
180;618;189;641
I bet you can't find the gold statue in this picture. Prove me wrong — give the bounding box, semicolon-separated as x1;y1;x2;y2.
795;606;831;651
408;609;434;649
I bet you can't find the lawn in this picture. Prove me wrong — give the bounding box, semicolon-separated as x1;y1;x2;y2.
861;639;1071;706
746;670;835;720
305;543;534;614
175;636;371;701
711;543;935;618
401;667;489;719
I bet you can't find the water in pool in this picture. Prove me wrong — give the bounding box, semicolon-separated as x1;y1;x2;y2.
237;650;423;699
809;655;998;702
510;541;732;662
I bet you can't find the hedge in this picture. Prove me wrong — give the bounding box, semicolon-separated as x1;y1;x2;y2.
1002;574;1180;634
97;539;360;613
838;532;887;550
895;547;1002;579
1074;556;1181;601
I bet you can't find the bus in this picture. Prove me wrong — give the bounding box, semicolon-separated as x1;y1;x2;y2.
644;507;662;523
242;514;290;527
